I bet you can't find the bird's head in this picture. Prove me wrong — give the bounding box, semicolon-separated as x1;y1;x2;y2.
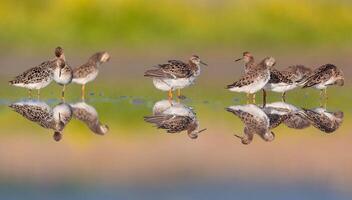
189;55;207;66
236;51;253;63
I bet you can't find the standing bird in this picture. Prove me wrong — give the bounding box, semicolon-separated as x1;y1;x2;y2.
53;47;73;99
72;52;111;100
9;100;72;141
144;55;207;101
299;107;343;133
264;65;312;101
235;51;256;73
226;104;275;145
226;57;276;103
144;100;206;139
9;47;66;98
302;64;344;99
70;101;109;135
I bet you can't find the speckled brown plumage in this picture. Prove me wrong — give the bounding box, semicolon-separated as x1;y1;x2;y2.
144;115;195;133
301;108;343;133
302;64;344;88
144;59;197;79
73;52;110;80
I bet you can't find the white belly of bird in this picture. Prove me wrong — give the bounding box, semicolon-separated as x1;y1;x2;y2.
264;83;297;93
53;68;72;85
229;73;270;94
313;77;335;90
152;77;194;91
14;79;53;90
72;70;99;85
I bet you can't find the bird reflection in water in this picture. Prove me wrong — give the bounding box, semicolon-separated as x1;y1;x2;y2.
144;100;206;139
227;102;343;145
9;100;109;141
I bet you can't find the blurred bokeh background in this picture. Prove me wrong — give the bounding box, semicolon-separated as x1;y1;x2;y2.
1;0;352;199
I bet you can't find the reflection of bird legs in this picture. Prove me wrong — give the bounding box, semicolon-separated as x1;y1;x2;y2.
37;89;40;100
168;89;173;104
61;85;66;100
246;93;250;104
177;89;181;103
281;92;286;102
81;84;86;101
262;89;267;107
252;93;256;104
28;89;32;99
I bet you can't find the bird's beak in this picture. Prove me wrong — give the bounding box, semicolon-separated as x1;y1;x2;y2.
197;128;207;133
200;61;208;66
235;58;242;62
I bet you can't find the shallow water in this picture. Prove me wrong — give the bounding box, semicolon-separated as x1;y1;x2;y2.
0;87;351;199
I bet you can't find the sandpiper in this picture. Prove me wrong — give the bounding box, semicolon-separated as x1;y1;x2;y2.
144;100;206;139
72;52;111;100
144;55;207;101
302;64;344;99
9;100;72;141
299;107;343;133
235;51;256;73
52;47;73;99
226;57;275;103
264;102;310;130
264;65;312;101
70;101;109;135
226;104;274;145
9;47;66;98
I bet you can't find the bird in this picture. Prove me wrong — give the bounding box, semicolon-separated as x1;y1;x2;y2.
263;64;312;101
9;100;72;141
302;64;344;99
144;55;207;102
263;102;310;130
52;47;73;99
226;57;276;103
70;101;109;135
235;51;256;73
72;51;111;100
226;104;275;145
299;107;343;133
144;100;206;139
9;47;66;98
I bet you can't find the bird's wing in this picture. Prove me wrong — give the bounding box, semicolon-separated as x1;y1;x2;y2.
269;69;293;84
144;60;192;79
144;115;192;133
283;113;310;129
9;61;55;85
73;63;96;79
301;109;338;133
302;64;336;88
226;71;258;89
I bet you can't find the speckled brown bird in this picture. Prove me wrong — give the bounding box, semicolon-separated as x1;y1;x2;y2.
235;51;256;73
72;51;110;100
9;47;66;98
70;101;109;135
302;64;344;99
52;47;73;99
227;57;275;103
300;107;343;133
9;100;72;141
226;104;274;145
144;100;206;139
144;55;207;101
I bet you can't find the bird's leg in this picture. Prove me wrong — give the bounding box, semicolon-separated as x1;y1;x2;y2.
324;88;328;100
81;84;86;101
246;93;250;104
168;89;173;104
61;85;66;100
319;90;323;100
262;89;267;107
282;92;286;102
177;89;181;98
252;93;256;104
28;89;32;99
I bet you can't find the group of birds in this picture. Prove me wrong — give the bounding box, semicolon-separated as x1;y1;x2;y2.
144;52;344;103
9;100;108;141
227;102;343;145
9;47;110;100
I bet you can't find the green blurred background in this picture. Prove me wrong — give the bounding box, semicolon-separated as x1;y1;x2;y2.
1;0;352;199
